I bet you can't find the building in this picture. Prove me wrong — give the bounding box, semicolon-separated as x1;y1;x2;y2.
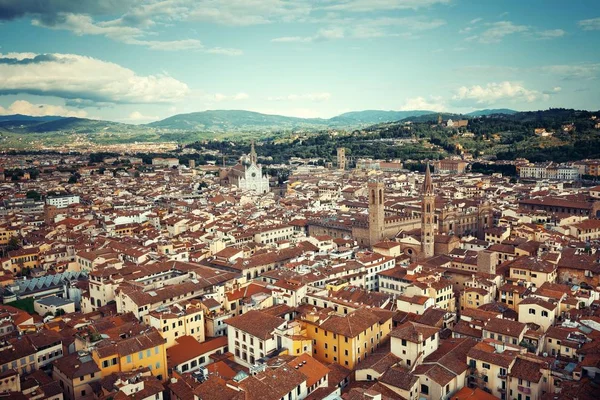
225;309;287;367
45;194;80;209
152;158;179;168
421;163;435;259
166;335;228;374
34;296;75;316
302;307;393;369
53;351;101;400
91;328;168;381
142;301;205;348
390;321;439;368
337;147;346;170
221;141;270;194
433;159;468;174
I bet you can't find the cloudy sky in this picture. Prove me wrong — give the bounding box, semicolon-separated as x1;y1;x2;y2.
0;0;599;123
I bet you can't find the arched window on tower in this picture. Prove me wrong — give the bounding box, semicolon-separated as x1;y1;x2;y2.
379;189;383;205
371;190;375;204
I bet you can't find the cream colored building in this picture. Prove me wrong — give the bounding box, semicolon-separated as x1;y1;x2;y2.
390;322;439;368
143;301;205;348
517;297;558;332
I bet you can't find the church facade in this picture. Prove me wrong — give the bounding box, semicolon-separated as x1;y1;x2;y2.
220;142;270;194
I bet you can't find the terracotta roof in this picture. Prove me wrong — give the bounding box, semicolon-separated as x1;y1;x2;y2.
483;318;526;337
390;321;438;343
167;336;228;367
378;366;418;390
225;310;285;340
318;308;383;338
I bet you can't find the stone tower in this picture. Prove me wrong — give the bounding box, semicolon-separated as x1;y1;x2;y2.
337;148;346;170
368;180;385;246
249;141;258;165
421;163;435;258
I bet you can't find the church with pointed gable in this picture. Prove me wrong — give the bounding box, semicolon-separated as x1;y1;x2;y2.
221;141;270;194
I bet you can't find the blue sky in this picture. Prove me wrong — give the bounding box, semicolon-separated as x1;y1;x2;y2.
0;0;599;123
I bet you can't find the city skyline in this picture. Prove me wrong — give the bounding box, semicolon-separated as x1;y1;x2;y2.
1;0;599;123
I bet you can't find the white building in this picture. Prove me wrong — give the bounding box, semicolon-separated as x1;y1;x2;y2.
225;142;270;194
46;194;80;209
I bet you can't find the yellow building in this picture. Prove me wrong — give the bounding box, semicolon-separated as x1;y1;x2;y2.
92;328;168;381
506;256;557;288
404;280;455;312
461;287;493;311
6;247;40;273
302;307;393;369
142;301;205;348
53;351;102;400
0;225;17;246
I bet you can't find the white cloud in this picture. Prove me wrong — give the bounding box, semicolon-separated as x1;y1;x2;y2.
0;100;87;117
536;29;565;39
0;52;190;104
578;17;600;31
250;107;324;118
318;27;345;40
399;96;445;112
476;21;529;43
539;64;600;80
273;16;445;42
124;111;159;123
271;36;313;43
187;0;311;26
205;47;244;56
267;93;331;102
452;81;542;104
233;92;249;100
470;18;482;24
212;92;250;102
31;11;242;54
125;38;205;51
272;27;345;43
323;0;450;12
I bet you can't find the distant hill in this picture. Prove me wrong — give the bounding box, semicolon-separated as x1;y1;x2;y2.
0;116;128;134
0;114;65;123
1;107;597;150
466;109;518;117
147;110;329;131
328;110;434;125
147;109;440;131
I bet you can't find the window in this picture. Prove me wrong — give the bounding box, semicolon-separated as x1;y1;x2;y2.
482;363;490;369
126;355;132;363
156;362;160;369
421;384;429;395
529;308;536;315
138;352;144;360
542;311;549;317
402;339;407;346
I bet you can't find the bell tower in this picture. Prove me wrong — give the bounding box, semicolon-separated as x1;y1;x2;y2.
249;140;258;165
421;163;435;258
337;148;346;170
368;180;385;246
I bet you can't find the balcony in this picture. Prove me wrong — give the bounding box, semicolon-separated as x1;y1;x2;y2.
518;386;531;394
497;387;506;393
497;373;507;379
